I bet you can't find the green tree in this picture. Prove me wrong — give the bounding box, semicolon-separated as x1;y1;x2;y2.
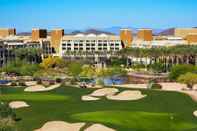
177;73;197;89
169;64;197;80
40;57;66;69
68;61;82;79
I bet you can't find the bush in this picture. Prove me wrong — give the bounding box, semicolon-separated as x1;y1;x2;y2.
96;78;104;86
151;83;162;89
148;62;165;73
0;103;17;131
177;72;197;89
56;78;62;83
18;82;26;86
0;103;16;119
10;82;17;86
1;59;40;76
37;79;42;85
169;64;197;80
132;64;146;70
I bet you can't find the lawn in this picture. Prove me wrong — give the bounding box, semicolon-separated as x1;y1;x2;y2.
0;86;197;131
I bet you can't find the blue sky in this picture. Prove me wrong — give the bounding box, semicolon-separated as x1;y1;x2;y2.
0;0;197;32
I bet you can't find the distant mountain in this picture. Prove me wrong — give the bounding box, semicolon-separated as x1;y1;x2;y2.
101;26;138;35
68;29;114;35
17;32;31;36
158;28;175;36
85;29;114;35
101;26;163;35
16;27;173;36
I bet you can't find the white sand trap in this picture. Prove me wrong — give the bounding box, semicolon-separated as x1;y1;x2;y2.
82;95;100;101
107;90;146;101
9;101;29;109
24;84;61;92
25;81;37;86
90;88;119;97
85;124;116;131
193;111;197;117
34;121;85;131
114;84;148;89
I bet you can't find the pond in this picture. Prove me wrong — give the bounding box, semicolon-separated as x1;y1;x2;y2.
80;76;127;86
0;80;11;85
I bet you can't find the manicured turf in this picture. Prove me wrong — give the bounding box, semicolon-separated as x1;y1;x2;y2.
0;86;197;131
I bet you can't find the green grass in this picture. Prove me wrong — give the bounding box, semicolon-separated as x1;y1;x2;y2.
1;86;197;131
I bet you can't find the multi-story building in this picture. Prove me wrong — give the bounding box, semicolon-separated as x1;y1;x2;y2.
1;27;197;67
60;33;122;56
51;29;64;56
32;29;47;42
175;28;197;38
0;40;7;67
120;29;133;48
0;28;16;38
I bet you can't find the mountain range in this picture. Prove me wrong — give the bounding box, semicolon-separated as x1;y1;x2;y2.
17;27;197;36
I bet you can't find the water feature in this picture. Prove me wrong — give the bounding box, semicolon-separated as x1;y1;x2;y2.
0;80;11;85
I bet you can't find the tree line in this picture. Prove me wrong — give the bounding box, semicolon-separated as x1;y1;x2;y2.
119;45;197;72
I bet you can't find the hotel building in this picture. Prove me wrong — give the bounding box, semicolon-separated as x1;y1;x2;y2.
0;41;7;67
0;27;197;66
60;33;122;56
0;28;16;38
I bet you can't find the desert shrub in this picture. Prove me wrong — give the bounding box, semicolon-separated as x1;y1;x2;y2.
10;82;17;87
0;103;16;119
96;78;104;86
177;72;197;89
151;83;162;89
18;82;26;86
169;64;197;80
148;62;165;73
1;59;40;76
56;78;62;83
0;102;17;131
132;64;146;71
37;79;42;85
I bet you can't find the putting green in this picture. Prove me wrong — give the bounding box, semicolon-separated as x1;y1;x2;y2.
1;86;197;131
0;94;68;101
71;111;197;130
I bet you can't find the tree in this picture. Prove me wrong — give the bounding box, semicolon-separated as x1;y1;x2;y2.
169;64;197;80
148;62;165;73
67;61;82;79
40;57;66;69
80;65;95;78
12;47;42;63
177;73;197;89
1;59;40;76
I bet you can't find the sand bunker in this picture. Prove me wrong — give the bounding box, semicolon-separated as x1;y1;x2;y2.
34;121;85;131
85;124;116;131
193;111;197;117
90;88;119;97
114;84;147;89
24;84;61;92
25;81;37;86
107;90;146;101
9;101;29;109
82;95;100;101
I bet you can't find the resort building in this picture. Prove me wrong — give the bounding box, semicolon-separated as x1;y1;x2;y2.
0;27;197;66
60;33;122;61
32;29;47;42
0;28;16;38
175;28;197;38
120;28;133;48
0;41;7;67
51;29;64;56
